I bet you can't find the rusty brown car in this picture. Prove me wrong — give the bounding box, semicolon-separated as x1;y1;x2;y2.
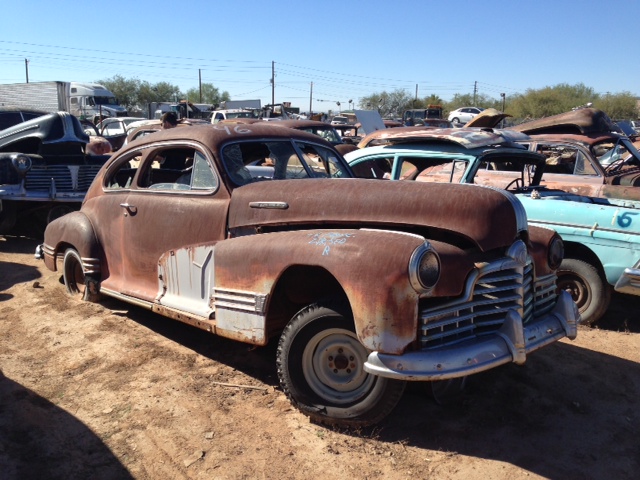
36;123;578;426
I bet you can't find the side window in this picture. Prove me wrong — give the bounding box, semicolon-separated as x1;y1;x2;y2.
574;151;598;176
536;145;580;175
191;151;218;190
350;157;392;179
104;122;125;135
105;151;143;190
132;147;217;191
0;112;22;130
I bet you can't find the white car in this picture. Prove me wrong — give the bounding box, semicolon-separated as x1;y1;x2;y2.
447;107;484;124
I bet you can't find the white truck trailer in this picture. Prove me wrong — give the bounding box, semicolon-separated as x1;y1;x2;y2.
0;81;128;121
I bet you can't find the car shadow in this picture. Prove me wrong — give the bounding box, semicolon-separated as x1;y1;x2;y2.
375;341;640;479
95;298;639;478
0;371;134;480
101;299;281;388
0;259;41;302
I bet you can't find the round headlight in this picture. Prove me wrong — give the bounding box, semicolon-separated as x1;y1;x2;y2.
410;245;440;292
11;154;32;176
548;235;564;270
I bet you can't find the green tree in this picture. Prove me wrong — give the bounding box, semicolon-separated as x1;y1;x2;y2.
358;89;413;118
507;83;598;119
185;83;230;106
97;75;141;111
593;91;638;120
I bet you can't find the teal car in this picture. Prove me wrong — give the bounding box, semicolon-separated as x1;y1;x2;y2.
345;127;640;325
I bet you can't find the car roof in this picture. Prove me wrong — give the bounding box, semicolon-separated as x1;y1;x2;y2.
119;122;337;154
357;127;531;149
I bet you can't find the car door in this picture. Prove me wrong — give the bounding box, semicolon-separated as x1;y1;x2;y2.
97;141;230;302
529;141;605;197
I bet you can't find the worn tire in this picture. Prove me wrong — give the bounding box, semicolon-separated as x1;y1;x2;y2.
62;248;101;302
277;302;406;427
557;258;611;326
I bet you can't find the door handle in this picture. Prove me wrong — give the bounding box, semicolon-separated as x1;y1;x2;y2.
119;203;137;215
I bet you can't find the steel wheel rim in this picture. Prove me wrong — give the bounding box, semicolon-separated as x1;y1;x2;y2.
558;274;590;310
301;327;373;404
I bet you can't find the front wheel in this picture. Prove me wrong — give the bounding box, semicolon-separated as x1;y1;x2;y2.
63;248;101;302
556;258;611;326
451;117;460;124
277;302;406;427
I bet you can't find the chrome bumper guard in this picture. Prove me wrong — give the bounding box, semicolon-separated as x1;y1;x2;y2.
614;267;640;296
364;291;578;381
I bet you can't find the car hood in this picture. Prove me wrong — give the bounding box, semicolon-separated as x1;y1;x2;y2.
463;108;511;128
228;178;526;252
512;108;619;135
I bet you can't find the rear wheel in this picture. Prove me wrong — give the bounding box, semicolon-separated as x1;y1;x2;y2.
62;248;101;302
277;301;406;427
557;258;610;325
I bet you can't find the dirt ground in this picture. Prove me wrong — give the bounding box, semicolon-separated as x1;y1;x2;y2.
1;231;639;480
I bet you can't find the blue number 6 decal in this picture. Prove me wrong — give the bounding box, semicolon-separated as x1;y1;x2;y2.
617;211;638;228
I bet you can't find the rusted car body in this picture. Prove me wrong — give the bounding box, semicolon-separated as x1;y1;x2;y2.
37;123;577;426
511;109;640;201
0;112;109;233
253;119;344;145
345;127;640;325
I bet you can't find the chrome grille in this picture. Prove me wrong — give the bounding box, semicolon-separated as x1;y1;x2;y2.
419;256;557;350
25;165;101;192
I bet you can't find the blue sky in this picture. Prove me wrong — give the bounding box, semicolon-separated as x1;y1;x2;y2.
1;0;638;112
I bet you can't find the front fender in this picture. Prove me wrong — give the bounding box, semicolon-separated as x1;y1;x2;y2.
214;229;428;354
42;211;101;272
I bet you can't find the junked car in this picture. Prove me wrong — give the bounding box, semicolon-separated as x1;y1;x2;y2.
0;112;108;233
346;127;640;324
508;109;640;201
36;123;577;426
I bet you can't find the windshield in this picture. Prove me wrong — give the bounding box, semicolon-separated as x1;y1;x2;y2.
93;96;119;106
595;137;640;167
221;140;351;186
227;111;258;119
302;127;342;144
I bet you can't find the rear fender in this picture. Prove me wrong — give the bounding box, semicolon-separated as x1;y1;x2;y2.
42;211;101;273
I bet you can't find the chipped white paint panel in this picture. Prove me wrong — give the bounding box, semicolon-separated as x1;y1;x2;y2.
158;244;215;318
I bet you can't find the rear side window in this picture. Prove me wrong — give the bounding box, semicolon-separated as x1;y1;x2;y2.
0;112;23;130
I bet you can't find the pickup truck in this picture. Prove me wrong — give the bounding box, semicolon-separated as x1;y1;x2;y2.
36;123;577;426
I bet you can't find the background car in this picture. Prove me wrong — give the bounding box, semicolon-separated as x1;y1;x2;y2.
447;107;484;124
0;106;48;130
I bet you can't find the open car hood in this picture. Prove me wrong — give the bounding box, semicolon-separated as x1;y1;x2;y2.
357;127;531;149
511;108;619;135
463;108;511;128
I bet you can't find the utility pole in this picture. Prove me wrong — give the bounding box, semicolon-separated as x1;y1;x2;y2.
271;61;275;107
414;84;418;108
309;82;313;116
199;69;202;102
25;58;29;83
473;81;478;106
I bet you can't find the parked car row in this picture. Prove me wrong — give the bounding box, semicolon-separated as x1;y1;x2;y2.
23;118;580;427
346;108;640;325
6;105;640;426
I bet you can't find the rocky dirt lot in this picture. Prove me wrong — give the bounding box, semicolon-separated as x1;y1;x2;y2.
1;232;639;480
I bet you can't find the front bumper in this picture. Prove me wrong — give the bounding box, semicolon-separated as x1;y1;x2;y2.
614;267;640;296
364;291;578;381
